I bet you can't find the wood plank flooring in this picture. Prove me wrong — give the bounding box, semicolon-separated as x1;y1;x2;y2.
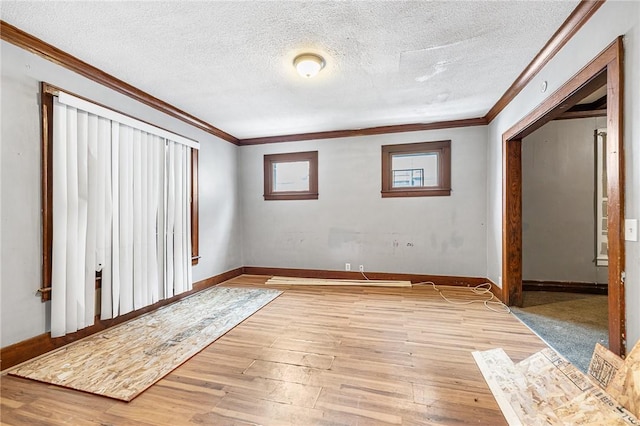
1;275;547;425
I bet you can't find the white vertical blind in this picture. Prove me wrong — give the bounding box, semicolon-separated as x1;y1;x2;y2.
132;130;144;309
51;102;103;336
58;91;199;150
109;121;120;318
51;100;72;337
84;114;99;326
166;143;192;295
51;94;196;337
96;117;113;320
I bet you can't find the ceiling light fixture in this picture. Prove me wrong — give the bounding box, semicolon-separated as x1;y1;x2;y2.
293;53;325;78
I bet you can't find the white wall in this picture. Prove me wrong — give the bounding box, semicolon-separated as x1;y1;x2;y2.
522;117;608;283
240;127;487;277
0;41;243;347
486;1;640;348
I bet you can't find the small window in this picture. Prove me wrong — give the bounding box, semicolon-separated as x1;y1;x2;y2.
595;128;608;266
264;151;318;200
381;140;451;197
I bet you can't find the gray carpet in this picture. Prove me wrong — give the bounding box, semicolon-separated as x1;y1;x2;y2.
511;291;608;373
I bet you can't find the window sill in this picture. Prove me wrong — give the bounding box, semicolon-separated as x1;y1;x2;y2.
381;188;451;198
264;192;319;201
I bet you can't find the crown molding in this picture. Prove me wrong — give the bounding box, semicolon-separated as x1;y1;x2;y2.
2;0;604;146
484;0;605;123
0;20;240;144
238;117;488;145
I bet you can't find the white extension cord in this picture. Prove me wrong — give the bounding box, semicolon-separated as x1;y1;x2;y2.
359;271;509;313
415;281;511;314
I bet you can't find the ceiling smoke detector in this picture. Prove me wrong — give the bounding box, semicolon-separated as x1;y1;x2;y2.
293;53;325;78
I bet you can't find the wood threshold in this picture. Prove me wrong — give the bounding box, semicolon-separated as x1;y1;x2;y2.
0;267;244;371
0;20;239;144
485;0;605;123
522;280;608;295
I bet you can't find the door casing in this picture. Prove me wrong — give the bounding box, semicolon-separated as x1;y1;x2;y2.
501;37;626;356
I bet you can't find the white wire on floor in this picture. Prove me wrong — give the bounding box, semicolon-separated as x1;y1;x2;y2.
358;271;509;313
413;281;511;313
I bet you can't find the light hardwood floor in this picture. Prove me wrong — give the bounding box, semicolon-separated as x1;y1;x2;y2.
1;275;546;425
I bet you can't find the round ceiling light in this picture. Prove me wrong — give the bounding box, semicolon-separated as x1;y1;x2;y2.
293;53;325;78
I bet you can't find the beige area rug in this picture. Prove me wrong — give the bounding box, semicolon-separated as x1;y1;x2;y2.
9;286;281;401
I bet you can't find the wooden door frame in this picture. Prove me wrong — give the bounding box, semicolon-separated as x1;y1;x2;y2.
502;37;626;356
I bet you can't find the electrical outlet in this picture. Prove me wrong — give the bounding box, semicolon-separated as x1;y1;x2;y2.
345;263;351;271
359;265;364;272
625;219;638;241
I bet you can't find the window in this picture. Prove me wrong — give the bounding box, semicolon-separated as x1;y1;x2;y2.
381;140;451;197
264;151;318;200
595;128;608;266
40;82;199;323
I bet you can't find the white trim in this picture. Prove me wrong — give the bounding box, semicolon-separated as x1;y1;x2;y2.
57;91;200;150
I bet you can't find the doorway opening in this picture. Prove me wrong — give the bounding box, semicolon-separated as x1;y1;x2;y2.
511;90;609;371
501;37;626;356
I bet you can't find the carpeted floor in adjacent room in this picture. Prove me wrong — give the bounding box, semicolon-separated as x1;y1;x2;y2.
510;291;608;373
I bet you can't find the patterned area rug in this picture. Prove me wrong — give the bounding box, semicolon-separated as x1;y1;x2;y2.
9;286;281;401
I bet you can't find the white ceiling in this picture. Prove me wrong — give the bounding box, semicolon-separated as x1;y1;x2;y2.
579;85;607;104
1;1;579;140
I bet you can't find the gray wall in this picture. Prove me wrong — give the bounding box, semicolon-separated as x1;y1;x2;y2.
522;118;607;283
486;0;640;349
0;41;244;347
240;127;487;277
3;1;639;354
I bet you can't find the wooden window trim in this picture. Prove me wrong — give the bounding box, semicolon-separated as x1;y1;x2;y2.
40;84;54;301
40;82;200;301
263;151;318;201
381;140;451;198
191;149;199;265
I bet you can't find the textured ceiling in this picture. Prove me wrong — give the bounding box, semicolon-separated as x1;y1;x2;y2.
1;1;579;140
